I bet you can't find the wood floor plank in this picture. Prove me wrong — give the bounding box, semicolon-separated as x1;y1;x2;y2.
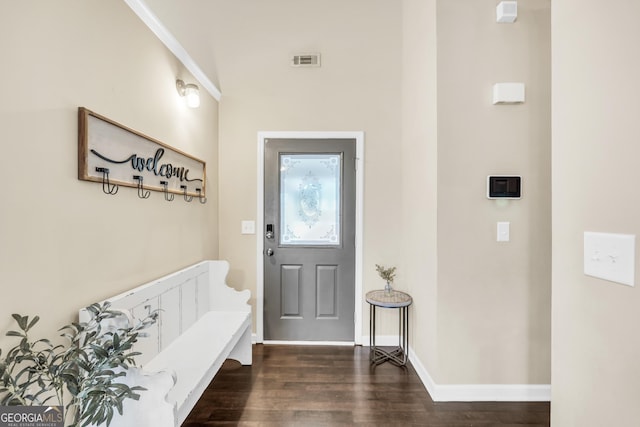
182;345;550;426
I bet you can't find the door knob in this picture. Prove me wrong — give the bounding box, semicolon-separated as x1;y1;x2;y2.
266;248;274;256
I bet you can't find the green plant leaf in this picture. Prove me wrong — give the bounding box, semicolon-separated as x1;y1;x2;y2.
11;314;27;331
96;370;116;378
66;382;79;396
109;382;129;392
115;398;124;415
85;304;99;317
1;302;158;424
107;406;115;426
26;315;40;331
76;359;91;372
90;344;110;359
33;337;52;346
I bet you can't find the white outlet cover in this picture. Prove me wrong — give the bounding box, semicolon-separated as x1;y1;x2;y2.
584;232;635;287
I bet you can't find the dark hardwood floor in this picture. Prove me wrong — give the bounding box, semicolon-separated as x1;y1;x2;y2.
183;345;550;426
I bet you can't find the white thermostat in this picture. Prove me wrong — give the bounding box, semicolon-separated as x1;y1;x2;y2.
487;176;521;199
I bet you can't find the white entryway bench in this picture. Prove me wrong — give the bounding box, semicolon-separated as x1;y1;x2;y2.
79;260;252;427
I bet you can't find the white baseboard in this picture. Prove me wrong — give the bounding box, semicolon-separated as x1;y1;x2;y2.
263;340;355;346
408;347;551;402
252;333;354;346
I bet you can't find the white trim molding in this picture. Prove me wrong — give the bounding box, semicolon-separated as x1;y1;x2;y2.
256;131;365;345
264;341;355;347
124;0;222;101
408;348;551;402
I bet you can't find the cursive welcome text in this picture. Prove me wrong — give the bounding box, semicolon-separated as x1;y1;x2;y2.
91;148;202;182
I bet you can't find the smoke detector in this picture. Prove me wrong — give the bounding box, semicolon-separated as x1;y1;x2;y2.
291;53;321;67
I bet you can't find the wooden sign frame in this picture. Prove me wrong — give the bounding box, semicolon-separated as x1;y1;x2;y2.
78;107;206;198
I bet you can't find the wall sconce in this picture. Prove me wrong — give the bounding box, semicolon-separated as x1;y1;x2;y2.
176;79;200;108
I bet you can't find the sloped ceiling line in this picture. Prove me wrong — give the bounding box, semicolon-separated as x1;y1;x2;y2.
124;0;222;101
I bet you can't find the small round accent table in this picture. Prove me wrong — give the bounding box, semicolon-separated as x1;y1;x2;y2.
366;289;413;366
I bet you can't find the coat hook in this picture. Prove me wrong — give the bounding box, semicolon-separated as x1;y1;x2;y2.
96;167;118;195
196;188;207;204
180;185;193;202
160;181;174;201
133;175;150;199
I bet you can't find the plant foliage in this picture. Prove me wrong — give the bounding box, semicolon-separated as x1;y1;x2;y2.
0;302;158;427
375;264;397;283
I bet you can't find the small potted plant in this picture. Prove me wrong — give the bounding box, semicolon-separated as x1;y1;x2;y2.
375;264;397;294
0;302;157;427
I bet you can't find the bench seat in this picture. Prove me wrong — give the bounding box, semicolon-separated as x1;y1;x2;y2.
144;310;252;424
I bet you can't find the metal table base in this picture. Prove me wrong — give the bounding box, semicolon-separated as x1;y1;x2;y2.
367;290;412;367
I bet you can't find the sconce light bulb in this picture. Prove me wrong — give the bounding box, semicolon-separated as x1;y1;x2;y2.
185;85;200;108
176;79;200;108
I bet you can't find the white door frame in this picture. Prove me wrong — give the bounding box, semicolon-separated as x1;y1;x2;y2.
256;131;364;344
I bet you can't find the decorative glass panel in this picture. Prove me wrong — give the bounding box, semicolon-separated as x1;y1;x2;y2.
280;154;341;246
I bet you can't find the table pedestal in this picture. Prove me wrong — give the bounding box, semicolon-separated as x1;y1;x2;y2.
366;290;412;367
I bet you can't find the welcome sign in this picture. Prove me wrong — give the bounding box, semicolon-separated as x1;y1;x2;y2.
78;107;206;197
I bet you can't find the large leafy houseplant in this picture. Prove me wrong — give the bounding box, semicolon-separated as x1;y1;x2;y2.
0;302;157;427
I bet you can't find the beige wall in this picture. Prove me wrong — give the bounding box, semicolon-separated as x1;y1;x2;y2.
0;1;219;342
23;1;640;418
146;0;405;332
145;0;552;387
401;0;439;380
552;0;640;425
217;0;403;329
436;0;551;384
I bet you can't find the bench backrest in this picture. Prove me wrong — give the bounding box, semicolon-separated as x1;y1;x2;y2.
78;260;250;365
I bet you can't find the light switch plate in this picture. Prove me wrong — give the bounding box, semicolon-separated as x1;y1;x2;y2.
584;232;635;286
241;220;256;235
497;222;510;242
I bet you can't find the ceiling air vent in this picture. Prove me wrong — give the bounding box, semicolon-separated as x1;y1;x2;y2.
291;53;321;67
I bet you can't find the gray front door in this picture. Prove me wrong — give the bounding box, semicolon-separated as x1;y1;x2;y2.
264;138;356;341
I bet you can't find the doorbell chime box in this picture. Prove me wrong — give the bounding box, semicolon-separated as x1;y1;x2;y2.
487;176;521;199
